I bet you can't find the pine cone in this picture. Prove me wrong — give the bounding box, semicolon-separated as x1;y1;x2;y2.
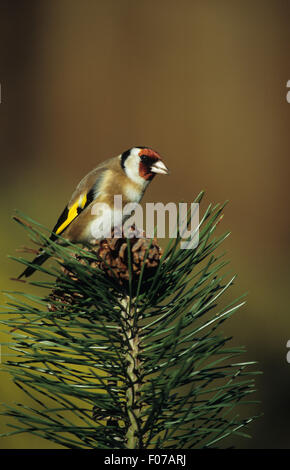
48;229;162;309
93;235;161;283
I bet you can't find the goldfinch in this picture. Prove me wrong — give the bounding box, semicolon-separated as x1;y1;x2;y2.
18;146;169;279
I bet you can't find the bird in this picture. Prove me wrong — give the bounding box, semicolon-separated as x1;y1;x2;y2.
18;146;169;279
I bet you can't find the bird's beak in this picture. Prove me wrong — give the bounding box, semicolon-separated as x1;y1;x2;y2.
151;160;170;175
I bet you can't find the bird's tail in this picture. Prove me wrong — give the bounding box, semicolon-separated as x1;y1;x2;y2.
18;251;50;279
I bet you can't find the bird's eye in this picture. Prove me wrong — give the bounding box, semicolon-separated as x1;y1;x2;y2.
140;155;151;164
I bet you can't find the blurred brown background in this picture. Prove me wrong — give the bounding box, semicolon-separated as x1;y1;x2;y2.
0;0;290;448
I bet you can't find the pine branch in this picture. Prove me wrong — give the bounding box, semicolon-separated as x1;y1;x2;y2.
0;194;261;448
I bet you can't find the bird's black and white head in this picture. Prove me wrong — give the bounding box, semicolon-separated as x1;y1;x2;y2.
120;146;169;186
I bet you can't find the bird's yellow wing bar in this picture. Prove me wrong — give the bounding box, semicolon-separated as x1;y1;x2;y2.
53;193;88;236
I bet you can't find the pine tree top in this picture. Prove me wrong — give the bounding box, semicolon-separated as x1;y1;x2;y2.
0;192;261;449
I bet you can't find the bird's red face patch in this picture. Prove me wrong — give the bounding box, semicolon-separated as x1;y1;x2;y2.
138;148;161;180
138;148;161;160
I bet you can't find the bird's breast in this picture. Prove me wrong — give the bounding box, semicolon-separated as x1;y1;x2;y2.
123;182;144;203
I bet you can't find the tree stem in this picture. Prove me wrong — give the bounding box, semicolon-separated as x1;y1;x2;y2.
121;296;143;449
